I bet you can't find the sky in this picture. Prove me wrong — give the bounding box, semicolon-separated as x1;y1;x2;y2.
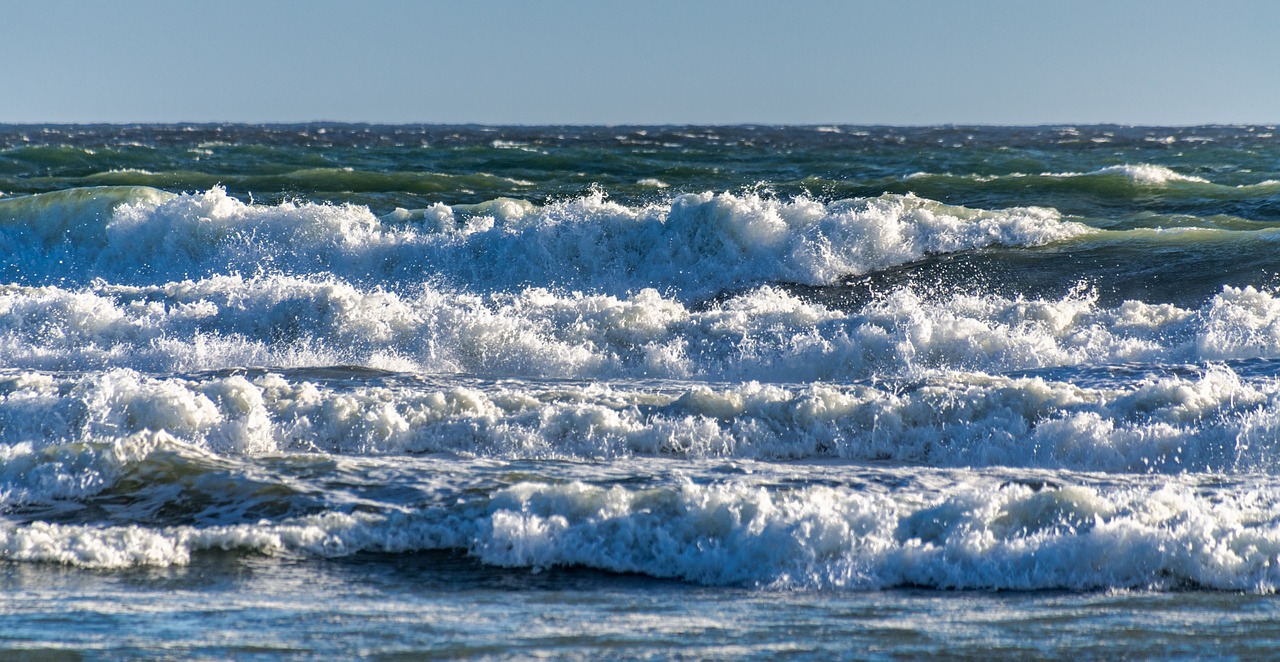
2;0;1278;125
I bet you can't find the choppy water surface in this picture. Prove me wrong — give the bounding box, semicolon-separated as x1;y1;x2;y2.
3;124;1280;657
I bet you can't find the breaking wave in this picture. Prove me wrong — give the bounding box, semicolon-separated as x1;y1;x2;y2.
0;186;1086;298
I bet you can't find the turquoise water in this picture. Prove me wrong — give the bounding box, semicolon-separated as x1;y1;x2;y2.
3;124;1280;657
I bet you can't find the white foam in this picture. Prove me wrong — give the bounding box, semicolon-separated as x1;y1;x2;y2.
1199;286;1280;360
2;360;1279;473
0;508;456;569
1091;164;1211;185
9;470;1280;593
9;276;1280;382
472;478;1280;590
904;164;1213;187
2;187;1088;299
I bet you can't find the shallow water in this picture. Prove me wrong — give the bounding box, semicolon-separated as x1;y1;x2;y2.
6;556;1279;659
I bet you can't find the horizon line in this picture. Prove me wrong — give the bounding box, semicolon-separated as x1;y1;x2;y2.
1;121;1277;129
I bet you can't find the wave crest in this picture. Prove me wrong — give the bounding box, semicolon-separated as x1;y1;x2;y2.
0;187;1087;298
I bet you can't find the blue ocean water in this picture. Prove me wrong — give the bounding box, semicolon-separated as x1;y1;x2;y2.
3;124;1280;657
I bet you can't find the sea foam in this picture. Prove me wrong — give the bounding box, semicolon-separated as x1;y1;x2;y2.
2;360;1278;473
0;187;1087;298
10;273;1280;382
7;464;1280;594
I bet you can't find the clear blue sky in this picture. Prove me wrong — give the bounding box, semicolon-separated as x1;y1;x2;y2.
3;0;1277;125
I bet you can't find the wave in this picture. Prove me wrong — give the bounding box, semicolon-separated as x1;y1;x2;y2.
1087;164;1212;185
2;359;1280;473
461;476;1280;590
907;164;1222;187
79;168;535;194
0;186;1087;297
9;271;1280;379
902;164;1280;209
0;185;174;249
5;450;1280;593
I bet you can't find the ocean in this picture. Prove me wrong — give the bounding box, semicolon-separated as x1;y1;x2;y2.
2;123;1280;658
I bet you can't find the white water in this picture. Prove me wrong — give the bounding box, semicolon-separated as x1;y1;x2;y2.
0;359;1277;473
1;187;1086;296
4;272;1280;380
5;185;1280;595
4;453;1280;594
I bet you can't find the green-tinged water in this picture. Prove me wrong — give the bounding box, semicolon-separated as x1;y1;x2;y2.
4;124;1278;216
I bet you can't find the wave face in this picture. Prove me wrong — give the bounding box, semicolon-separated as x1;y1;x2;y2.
4;124;1280;592
0;186;1082;297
